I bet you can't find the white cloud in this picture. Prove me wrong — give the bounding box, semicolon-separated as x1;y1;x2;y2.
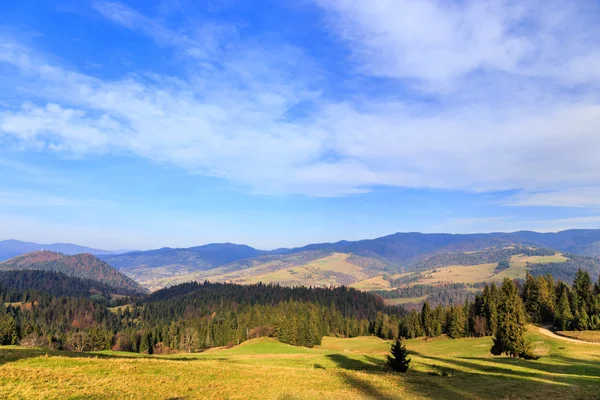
1;1;600;202
313;0;600;88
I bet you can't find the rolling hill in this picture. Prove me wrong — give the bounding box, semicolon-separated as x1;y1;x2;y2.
4;229;600;291
0;251;146;295
100;243;266;283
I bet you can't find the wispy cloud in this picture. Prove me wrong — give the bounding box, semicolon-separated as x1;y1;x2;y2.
504;188;600;208
1;1;599;202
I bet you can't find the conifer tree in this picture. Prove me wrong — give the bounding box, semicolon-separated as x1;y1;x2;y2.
491;279;528;358
554;288;573;331
523;273;542;323
387;338;411;373
573;269;592;313
421;301;435;338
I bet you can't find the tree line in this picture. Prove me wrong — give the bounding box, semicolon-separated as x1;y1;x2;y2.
0;280;401;352
1;269;599;356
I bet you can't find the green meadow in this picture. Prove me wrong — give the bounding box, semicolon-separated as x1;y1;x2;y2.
1;326;599;399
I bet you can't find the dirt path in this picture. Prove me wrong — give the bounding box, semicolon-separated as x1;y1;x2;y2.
537;327;600;345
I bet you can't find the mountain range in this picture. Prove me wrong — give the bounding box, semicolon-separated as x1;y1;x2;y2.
0;239;131;262
2;229;600;291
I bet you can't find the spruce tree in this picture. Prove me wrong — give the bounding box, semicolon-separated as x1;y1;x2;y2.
554;288;573;331
387;338;411;373
421;301;434;338
523;273;542;323
491;278;528;358
573;269;592;313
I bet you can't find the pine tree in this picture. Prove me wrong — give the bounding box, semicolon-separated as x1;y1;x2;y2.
523;273;542;323
491;279;528;358
573;269;592;313
387;338;411;373
554;288;573;331
421;301;435;338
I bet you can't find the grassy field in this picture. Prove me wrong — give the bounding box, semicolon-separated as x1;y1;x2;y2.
351;275;392;291
557;330;600;343
1;326;600;399
143;253;375;290
384;296;429;306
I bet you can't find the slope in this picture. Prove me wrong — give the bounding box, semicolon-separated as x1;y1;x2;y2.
0;269;138;299
0;251;146;295
101;243;266;282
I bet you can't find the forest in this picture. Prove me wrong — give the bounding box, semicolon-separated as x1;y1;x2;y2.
1;269;600;355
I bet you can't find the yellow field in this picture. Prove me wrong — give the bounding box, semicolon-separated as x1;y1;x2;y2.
351;275;392;290
413;262;529;286
557;330;600;343
384;296;429;306
2;326;600;399
145;253;372;289
510;254;568;264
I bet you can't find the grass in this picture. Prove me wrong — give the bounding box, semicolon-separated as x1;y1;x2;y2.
145;253;373;290
2;326;600;399
557;330;600;343
511;254;569;264
384;296;429;306
351;275;392;290
413;262;529;286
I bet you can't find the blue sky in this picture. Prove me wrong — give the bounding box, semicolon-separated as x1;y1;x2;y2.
1;0;600;250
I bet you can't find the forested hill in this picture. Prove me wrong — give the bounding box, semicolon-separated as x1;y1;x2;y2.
145;281;400;320
0;269;140;300
0;251;146;295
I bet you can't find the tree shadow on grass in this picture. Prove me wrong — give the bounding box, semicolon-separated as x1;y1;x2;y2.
0;346;208;367
326;353;384;371
410;350;600;395
461;354;600;379
327;353;469;400
337;371;397;400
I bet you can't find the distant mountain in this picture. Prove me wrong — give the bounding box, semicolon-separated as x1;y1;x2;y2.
8;229;600;291
0;251;146;295
0;239;130;262
101;243;266;282
507;229;600;257
272;232;515;264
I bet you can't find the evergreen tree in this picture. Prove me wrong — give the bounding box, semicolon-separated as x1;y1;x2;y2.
445;305;466;338
421;301;435;338
573;269;592;313
387;338;411;373
491;279;528;358
523;273;542;323
554;288;573;331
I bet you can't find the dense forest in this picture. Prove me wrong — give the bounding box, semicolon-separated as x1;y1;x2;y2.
372;283;475;309
0;252;145;295
393;270;600;341
529;255;600;283
0;270;139;301
0;279;401;351
1;269;600;354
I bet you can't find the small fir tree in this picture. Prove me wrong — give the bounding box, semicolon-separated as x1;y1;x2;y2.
387;338;411;373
